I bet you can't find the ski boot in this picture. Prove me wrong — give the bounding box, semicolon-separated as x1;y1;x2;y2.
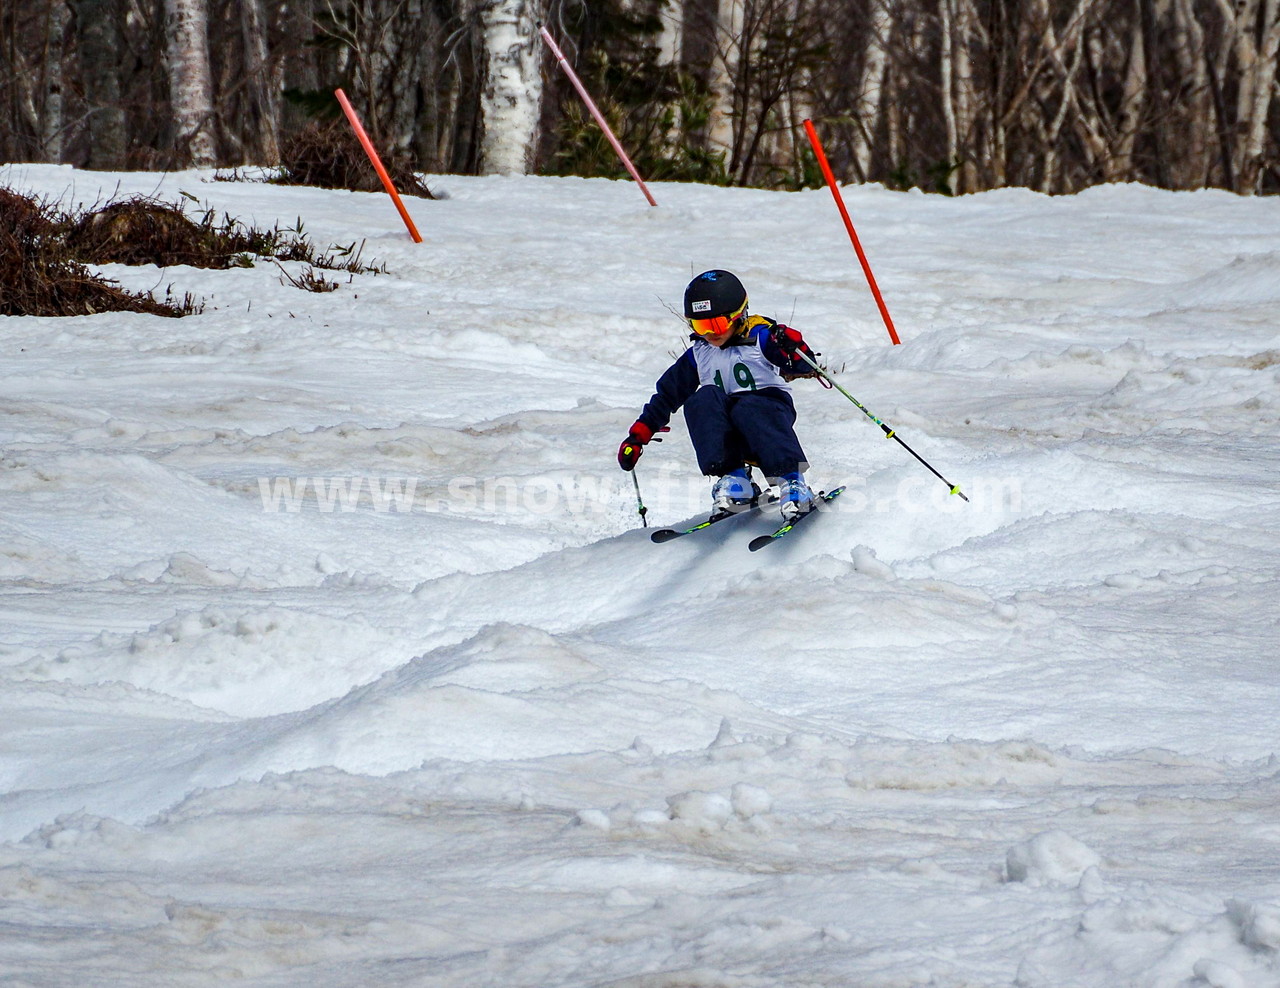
710;468;761;518
778;472;816;522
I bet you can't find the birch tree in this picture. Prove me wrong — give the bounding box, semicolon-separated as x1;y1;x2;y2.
1105;0;1148;181
164;0;217;166
478;0;545;174
1226;0;1280;192
852;0;893;182
1033;0;1091;193
1170;0;1214;187
939;0;978;192
39;0;71;161
708;0;744;153
722;0;809;184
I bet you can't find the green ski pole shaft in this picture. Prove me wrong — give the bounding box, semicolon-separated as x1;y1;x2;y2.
794;349;969;502
630;468;649;526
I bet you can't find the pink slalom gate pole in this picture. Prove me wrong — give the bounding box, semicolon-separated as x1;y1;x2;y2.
539;25;658;207
334;88;423;243
803;119;900;345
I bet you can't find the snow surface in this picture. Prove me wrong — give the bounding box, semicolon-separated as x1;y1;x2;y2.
2;163;1280;987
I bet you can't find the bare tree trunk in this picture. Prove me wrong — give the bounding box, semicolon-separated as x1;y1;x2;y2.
240;0;280;164
780;85;807;185
39;0;72;161
1170;0;1214;187
657;0;681;66
388;0;425;154
852;0;892;182
12;62;41;154
953;0;978;191
1237;0;1280;192
282;0;321;128
728;0;770;184
478;0;544;174
885;48;904;176
939;0;977;192
941;0;957;178
1043;28;1086;192
1023;0;1088;191
165;0;217;166
989;2;1014;187
1105;0;1147;180
679;0;720;160
1226;0;1261;154
709;0;744;157
1065;23;1109;182
73;0;127;168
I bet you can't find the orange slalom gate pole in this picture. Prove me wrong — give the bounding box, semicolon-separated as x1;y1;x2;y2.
539;26;658;207
803;119;900;345
334;88;423;243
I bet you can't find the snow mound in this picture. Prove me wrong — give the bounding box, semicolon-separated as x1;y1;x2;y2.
17;604;398;716
1005;830;1103;886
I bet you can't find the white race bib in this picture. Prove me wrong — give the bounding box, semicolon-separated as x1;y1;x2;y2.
690;330;790;395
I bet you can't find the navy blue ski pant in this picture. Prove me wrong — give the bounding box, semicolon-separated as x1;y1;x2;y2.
683;385;808;479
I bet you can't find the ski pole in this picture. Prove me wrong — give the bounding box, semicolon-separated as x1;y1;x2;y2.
629;468;649;526
794;349;969;502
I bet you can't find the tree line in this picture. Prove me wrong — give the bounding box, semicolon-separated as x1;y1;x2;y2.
2;0;1278;195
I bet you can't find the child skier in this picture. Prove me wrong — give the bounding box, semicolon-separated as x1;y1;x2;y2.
617;269;821;521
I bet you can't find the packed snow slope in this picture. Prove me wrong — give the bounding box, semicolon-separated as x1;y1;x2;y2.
2;163;1280;988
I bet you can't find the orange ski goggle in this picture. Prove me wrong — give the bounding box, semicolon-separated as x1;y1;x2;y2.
689;302;747;337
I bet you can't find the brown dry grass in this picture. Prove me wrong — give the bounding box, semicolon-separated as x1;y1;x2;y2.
274;119;435;198
1;186;385;317
0;190;195;317
66;198;235;268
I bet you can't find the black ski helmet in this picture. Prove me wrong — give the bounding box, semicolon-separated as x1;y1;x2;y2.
684;270;747;320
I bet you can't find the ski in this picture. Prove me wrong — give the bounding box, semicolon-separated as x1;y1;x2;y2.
747;487;846;551
651;497;776;543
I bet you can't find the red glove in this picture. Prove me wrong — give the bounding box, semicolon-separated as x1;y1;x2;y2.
773;323;819;370
772;324;809;357
617;420;654;471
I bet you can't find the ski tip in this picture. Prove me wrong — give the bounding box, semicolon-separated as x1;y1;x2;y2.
650;529;681;543
747;535;775;552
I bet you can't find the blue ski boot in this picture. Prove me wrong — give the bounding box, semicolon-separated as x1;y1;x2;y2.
778;472;815;522
710;468;760;517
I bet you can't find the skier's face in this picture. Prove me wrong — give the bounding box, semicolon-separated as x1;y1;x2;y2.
690;312;744;347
